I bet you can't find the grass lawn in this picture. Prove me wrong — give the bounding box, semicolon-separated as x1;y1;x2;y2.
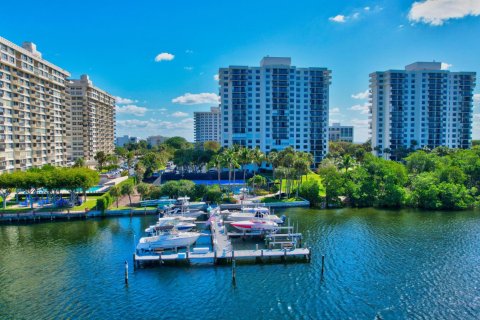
261;197;304;203
275;171;326;197
0;207;34;213
35;196;101;212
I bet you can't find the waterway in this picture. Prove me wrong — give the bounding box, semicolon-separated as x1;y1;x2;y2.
1;208;480;319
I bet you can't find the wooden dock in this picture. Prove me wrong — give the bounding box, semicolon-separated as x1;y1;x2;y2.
134;247;311;267
133;212;311;268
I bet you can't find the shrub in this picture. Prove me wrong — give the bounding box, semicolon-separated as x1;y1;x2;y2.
222;196;237;204
204;185;223;203
299;179;322;207
254;189;269;196
96;193;113;212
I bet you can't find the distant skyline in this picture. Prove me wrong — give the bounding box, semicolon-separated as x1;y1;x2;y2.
1;0;479;142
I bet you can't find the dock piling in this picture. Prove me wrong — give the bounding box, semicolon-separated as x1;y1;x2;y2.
124;260;129;285
232;259;236;286
321;255;325;275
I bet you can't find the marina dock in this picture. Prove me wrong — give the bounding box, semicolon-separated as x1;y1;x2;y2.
133;209;311;267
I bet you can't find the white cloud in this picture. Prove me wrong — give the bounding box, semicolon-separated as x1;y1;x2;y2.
116;118;194;140
171;111;188;117
184;66;193;71
115;104;148;116
329;107;340;115
441;62;453;70
214;74;219;81
364;6;371;11
408;0;480;26
115;96;138;104
154;52;175;62
351;89;369;100
350;119;370;127
350;103;370;115
172;92;220;105
329;15;346;23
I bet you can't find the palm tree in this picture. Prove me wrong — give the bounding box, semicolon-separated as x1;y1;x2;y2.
248;174;266;195
293;154;310;197
250;147;265;174
267;151;279;179
121;183;134;207
208;154;223;185
109;185;121;208
238;147;253;186
338;154;355;173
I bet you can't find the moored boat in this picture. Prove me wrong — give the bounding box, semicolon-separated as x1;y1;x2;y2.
136;226;201;251
230;219;279;232
227;206;284;224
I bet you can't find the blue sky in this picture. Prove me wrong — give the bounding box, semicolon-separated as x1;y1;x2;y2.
1;0;479;142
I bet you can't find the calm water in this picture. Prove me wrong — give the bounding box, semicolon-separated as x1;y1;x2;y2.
1;208;480;319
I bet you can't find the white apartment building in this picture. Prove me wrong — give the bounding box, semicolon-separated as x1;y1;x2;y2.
0;37;71;173
194;106;221;143
67;75;115;161
146;135;168;147
116;135;138;147
370;62;476;159
220;57;331;163
329;123;354;142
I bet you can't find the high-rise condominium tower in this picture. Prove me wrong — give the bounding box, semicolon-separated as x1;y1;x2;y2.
194;106;221;143
67;75;116;161
370;62;476;159
0;37;71;173
219;57;331;163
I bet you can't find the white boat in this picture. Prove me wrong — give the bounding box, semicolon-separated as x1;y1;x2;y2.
145;217;196;234
230;219;279;232
136;226;201;251
227;207;284;224
163;196;205;218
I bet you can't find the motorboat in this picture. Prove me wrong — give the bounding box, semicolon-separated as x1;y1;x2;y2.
227;206;284;224
136;225;201;251
161;196;205;218
230;219;279;232
145;217;196;234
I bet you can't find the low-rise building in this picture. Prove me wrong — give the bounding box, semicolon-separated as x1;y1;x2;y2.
146;135;168;147
116;135;138;147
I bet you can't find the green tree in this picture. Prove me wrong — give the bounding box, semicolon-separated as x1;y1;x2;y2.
0;173;14;209
136;183;151;201
248;174;266;194
203;141;221;152
318;164;344;207
73;157;85;168
109;185;121;208
299;179;322;207
94;151;108;171
121;183;134;206
134;162;146;183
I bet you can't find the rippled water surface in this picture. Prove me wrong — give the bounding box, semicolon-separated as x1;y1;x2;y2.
1;208;480;319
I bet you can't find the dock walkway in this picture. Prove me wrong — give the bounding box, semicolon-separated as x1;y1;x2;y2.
133;209;311;267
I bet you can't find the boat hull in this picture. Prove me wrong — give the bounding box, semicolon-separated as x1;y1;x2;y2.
136;232;201;251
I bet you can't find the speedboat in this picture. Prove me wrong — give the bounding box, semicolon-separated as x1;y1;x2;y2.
163;196;205;218
230;219;279;232
145;217;196;234
136;225;201;251
227;206;284;224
